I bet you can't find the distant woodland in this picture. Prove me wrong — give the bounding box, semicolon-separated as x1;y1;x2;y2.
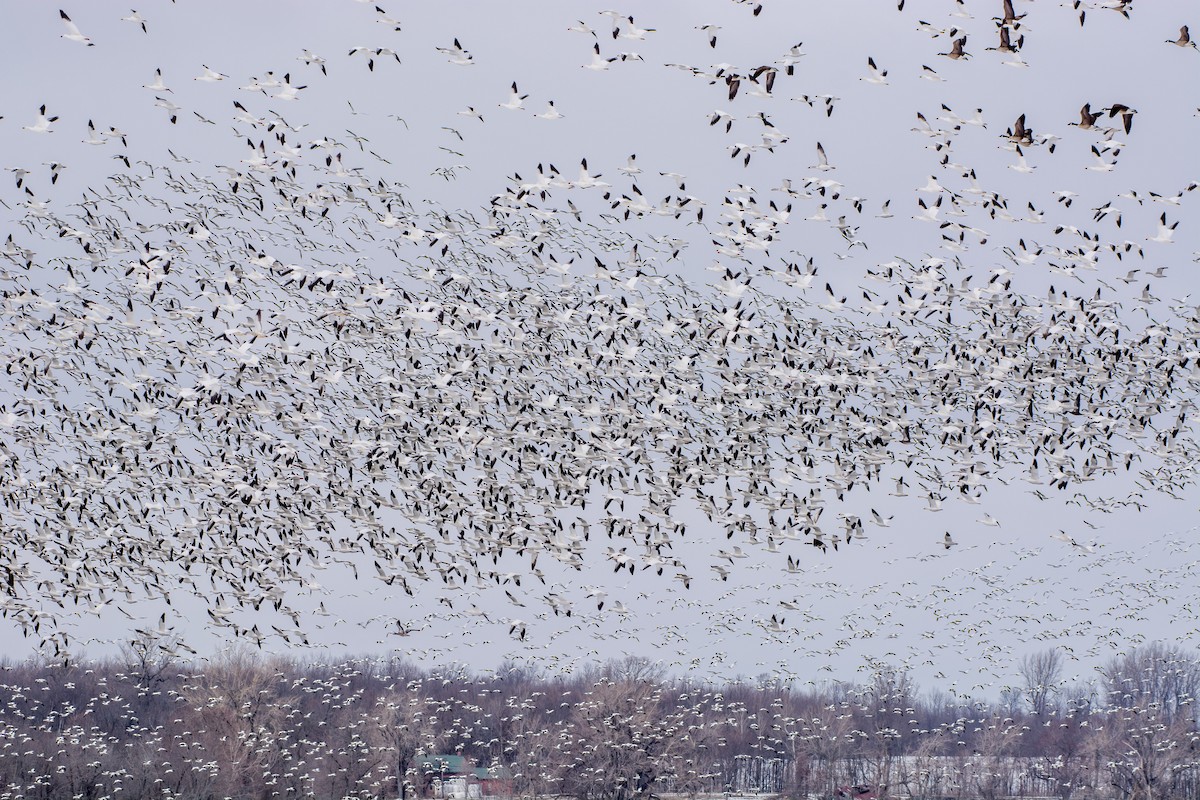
1;643;1198;800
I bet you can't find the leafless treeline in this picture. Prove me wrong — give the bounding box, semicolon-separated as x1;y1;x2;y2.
1;642;1199;800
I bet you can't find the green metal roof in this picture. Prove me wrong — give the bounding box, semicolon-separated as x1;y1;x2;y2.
419;755;470;774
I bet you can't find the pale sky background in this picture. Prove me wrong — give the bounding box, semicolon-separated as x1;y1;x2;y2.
2;0;1200;697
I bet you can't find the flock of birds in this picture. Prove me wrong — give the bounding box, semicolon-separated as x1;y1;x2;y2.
1;0;1199;679
8;651;1183;800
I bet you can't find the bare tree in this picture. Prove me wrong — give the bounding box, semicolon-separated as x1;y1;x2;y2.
795;692;857;800
1100;705;1197;800
181;647;290;799
849;665;916;793
10;651;1200;800
965;715;1023;800
1101;642;1200;726
1021;648;1065;718
900;733;954;800
371;697;427;799
559;669;669;800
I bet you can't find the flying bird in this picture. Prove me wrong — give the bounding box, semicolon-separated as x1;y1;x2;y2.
59;10;94;45
22;104;59;133
121;10;147;33
1167;25;1197;48
437;38;475;65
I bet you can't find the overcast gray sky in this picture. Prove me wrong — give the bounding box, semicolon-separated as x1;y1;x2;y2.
2;0;1200;695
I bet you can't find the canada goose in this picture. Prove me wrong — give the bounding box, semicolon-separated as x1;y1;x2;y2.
996;0;1026;29
1167;25;1198;48
985;26;1022;54
1102;103;1137;134
1069;102;1102;130
749;64;777;93
1006;113;1034;145
940;35;970;59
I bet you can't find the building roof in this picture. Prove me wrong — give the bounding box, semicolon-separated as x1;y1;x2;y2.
419;755;471;775
418;755;512;782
